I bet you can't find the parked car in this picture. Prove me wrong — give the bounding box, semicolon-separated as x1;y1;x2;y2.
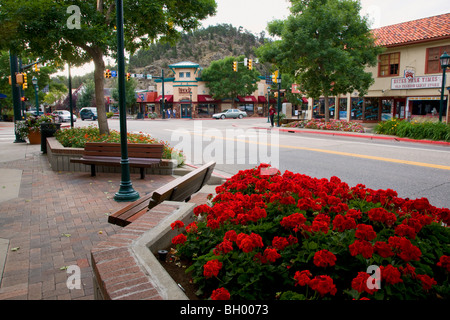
52;110;77;122
79;107;98;121
212;109;248;119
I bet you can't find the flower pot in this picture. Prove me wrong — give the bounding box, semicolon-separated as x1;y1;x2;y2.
27;130;41;144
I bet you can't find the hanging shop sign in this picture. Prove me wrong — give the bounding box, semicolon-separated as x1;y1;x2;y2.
391;75;442;90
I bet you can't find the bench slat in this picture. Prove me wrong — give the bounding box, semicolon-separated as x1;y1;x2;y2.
108;161;216;227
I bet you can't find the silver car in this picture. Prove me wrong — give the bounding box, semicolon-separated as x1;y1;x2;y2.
212;109;248;119
53;110;77;122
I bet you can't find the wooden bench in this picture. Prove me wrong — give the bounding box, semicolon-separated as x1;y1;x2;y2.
108;161;216;227
70;142;164;179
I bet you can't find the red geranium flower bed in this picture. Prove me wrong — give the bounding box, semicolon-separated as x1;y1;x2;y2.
172;164;450;300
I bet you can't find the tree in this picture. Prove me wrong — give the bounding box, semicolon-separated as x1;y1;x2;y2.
0;0;217;134
201;56;261;108
257;0;383;122
111;77;137;111
77;79;96;110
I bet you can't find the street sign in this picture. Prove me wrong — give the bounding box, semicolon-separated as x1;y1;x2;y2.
111;70;117;77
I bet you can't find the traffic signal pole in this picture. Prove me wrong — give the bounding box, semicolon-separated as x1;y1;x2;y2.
9;51;25;143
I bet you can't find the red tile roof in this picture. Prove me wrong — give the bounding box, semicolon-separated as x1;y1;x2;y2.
372;13;450;47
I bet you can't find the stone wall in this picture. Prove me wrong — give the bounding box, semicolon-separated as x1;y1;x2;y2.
46;137;178;175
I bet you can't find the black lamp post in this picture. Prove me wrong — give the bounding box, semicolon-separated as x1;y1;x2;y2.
439;51;450;123
32;76;39;115
113;0;139;202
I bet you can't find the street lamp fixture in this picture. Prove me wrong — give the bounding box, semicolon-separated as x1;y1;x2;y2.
439;51;450;122
32;76;39;116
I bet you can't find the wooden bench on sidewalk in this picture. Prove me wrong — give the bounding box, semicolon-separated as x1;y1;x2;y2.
70;142;164;179
108;161;216;227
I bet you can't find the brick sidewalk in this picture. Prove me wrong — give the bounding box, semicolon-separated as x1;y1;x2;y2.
0;148;174;300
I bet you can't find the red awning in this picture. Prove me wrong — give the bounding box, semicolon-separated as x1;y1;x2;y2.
156;95;173;103
258;96;267;103
302;97;308;104
198;95;219;103
237;96;257;103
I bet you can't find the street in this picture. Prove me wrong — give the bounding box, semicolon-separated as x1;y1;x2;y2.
74;117;450;209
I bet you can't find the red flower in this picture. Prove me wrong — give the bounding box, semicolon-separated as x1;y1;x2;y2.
171;234;187;245
367;207;397;226
399;264;416;278
381;265;403;286
236;233;263;253
332;214;356;232
224;230;237;242
272;236;290;251
210;287;230;300
313;250;337;268
437;255;450;272
264;248;281;263
416;274;437;291
355;224;377;241
203;259;223;278
373;241;394;258
193;204;211;216
388;236;421;262
294;270;312;286
351;272;377;295
280;212;307;232
394;224;417;239
213;239;233;256
185;221;198;233
308;275;337;296
170;220;184;230
349;240;373;259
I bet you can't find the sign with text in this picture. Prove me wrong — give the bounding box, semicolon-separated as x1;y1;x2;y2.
391;75;442;90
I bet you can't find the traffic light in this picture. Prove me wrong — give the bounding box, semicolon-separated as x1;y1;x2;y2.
33;62;40;72
16;73;24;85
232;61;237;72
104;69;111;78
21;96;26;102
271;70;279;84
22;73;28;89
247;59;253;70
126;73;131;81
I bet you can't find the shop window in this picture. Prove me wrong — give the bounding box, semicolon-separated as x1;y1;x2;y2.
351;97;363;120
379;53;400;77
426;45;450;74
381;100;392;121
179;72;184;78
198;104;217;115
364;97;379;121
339;98;347;119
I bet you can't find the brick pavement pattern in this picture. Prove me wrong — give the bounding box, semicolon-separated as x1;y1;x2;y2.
0;147;174;300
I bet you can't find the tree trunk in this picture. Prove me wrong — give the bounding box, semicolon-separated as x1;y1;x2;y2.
92;49;110;135
324;95;330;123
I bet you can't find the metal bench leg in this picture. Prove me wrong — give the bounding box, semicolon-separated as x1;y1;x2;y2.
140;168;145;179
91;165;96;177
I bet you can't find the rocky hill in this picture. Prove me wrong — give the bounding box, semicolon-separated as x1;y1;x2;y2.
127;24;271;90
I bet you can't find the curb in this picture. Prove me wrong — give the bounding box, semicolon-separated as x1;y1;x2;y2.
254;126;450;147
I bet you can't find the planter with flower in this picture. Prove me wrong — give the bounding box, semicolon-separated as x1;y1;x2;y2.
170;164;449;300
16;114;57;144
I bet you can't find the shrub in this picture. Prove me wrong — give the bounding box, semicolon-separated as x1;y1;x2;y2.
374;119;450;142
55;126;185;165
172;164;450;300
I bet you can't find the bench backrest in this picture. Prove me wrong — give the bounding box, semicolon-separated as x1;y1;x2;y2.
148;161;216;209
83;142;164;159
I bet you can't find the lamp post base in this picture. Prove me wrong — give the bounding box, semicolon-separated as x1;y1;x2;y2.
114;182;140;202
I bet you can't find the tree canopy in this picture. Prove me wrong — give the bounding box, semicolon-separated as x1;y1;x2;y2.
201;56;261;107
257;0;383;121
0;0;217;133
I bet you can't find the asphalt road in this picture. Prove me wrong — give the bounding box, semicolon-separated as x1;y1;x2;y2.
75;117;450;209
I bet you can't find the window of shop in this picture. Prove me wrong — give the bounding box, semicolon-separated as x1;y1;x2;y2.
364;97;379;121
339;98;347;119
426;45;450;74
381;100;392;121
313;98;335;118
379;52;400;77
198;104;218;115
239;104;254;114
351;97;363;120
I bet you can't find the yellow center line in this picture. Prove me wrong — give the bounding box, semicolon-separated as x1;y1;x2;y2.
190;132;450;171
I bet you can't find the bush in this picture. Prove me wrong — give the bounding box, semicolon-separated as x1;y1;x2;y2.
171;164;450;300
106;112;114;118
55;125;185;165
374;119;450;142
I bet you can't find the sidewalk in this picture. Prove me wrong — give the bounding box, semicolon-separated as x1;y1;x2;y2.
0;122;178;299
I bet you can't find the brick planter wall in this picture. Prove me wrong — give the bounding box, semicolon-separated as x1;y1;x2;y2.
46;137;178;175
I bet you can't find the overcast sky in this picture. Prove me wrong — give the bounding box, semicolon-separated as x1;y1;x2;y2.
63;0;449;77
